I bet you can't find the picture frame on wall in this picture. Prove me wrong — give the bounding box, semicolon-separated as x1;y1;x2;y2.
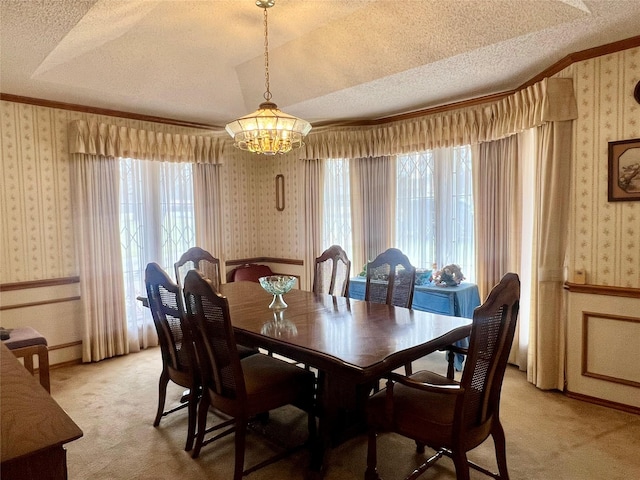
608;138;640;202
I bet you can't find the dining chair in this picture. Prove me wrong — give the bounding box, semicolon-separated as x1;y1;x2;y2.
175;248;258;359
182;269;317;479
365;248;416;309
365;248;417;375
2;327;50;392
230;263;274;283
313;245;351;297
145;262;200;451
175;246;221;291
364;273;520;480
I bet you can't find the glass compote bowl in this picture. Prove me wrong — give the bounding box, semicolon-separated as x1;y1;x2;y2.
258;275;297;310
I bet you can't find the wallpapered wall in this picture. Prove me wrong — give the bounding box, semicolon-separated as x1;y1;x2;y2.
1;46;639;288
218;151;303;262
0;102;294;284
1;103;76;282
255;155;303;260
566;46;640;289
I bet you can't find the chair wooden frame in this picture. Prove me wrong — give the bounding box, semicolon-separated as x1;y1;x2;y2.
365;273;520;480
365;248;417;376
364;248;416;308
9;344;50;392
145;262;200;451
3;327;50;393
183;270;317;480
174;246;221;291
312;245;351;297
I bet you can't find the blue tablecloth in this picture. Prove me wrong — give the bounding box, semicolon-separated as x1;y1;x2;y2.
348;277;481;370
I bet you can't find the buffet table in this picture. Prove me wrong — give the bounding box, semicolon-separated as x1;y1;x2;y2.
348;276;480;317
1;343;83;480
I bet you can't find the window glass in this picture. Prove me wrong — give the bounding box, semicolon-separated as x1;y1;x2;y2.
396;146;474;280
322;146;474;282
322;158;352;256
119;158;195;330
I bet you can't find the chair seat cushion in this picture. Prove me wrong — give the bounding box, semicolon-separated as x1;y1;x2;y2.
2;327;48;349
367;370;458;447
238;345;259;358
241;353;315;414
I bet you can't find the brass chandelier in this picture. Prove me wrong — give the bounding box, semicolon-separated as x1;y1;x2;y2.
225;0;311;155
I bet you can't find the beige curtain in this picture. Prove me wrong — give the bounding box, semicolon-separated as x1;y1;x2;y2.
473;135;521;300
193;163;224;262
474;122;572;388
350;156;396;271
528;121;573;390
302;159;325;291
300;78;576;159
473;135;528;370
71;154;128;362
68;121;226;361
68;120;225;164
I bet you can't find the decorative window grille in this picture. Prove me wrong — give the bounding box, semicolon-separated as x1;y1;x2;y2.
396;146;474;279
322;146;474;281
119;158;195;331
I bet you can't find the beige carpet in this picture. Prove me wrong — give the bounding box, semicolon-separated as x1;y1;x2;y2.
50;348;640;480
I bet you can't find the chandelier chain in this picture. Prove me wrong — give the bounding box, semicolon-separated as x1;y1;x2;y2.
224;0;311;155
263;7;272;102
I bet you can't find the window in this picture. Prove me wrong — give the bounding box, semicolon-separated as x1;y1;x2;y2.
322;146;474;281
396;146;474;279
119;159;195;337
322;158;352;255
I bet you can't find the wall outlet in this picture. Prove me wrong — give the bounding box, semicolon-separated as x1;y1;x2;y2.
574;269;587;284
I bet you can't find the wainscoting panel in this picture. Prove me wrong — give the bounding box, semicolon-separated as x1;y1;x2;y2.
582;312;640;387
1;281;84;365
567;289;640;409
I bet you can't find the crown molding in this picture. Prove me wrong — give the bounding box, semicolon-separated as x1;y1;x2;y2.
0;93;221;130
2;35;639;130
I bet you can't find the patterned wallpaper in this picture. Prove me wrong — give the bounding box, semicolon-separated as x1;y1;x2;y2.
0;101;227;283
216;149;302;261
0;99;302;284
219;152;259;260
2;45;639;288
255;155;303;260
566;46;640;288
1;102;75;282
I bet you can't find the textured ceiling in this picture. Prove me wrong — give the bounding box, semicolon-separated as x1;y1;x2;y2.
1;0;640;128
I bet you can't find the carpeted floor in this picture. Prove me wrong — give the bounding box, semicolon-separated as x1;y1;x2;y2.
50;347;640;480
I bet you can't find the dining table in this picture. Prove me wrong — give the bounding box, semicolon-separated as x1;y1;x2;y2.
347;277;481;371
219;281;472;475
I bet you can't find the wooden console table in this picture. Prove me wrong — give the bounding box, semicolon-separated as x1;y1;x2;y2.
1;343;83;480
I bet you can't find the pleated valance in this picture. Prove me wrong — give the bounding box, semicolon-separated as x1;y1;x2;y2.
68;120;227;164
299;77;577;159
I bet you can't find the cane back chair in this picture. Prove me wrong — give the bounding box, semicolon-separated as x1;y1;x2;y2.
365;273;520;480
182;269;317;479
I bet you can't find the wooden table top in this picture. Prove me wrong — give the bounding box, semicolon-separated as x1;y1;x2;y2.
1;343;83;463
220;281;472;381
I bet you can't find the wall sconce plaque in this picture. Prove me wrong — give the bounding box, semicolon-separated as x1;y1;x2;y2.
608;138;640;201
275;174;285;211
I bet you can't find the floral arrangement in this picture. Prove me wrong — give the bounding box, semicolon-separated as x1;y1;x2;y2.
432;264;465;286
